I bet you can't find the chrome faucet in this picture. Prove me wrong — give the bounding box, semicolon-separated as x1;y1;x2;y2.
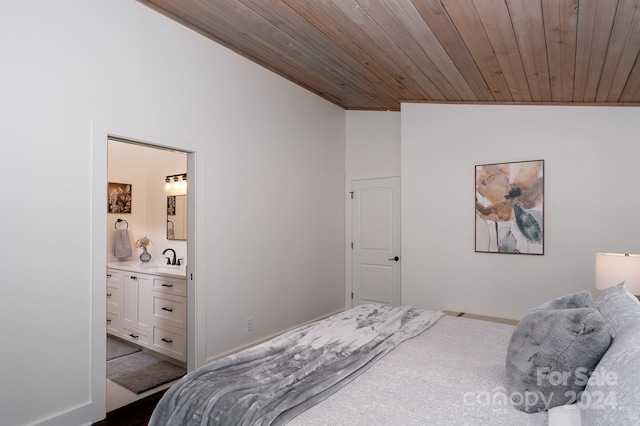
162;248;177;265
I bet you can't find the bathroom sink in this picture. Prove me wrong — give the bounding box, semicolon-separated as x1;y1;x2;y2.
108;261;185;277
152;264;181;269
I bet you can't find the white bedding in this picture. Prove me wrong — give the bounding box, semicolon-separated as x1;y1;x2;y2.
288;315;547;425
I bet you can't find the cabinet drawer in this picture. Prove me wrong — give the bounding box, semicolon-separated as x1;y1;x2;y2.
122;327;149;346
107;311;121;335
151;293;186;329
106;285;122;310
152;326;186;362
152;277;186;296
107;269;123;285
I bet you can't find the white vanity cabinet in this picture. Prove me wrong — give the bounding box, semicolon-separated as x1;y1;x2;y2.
107;264;187;362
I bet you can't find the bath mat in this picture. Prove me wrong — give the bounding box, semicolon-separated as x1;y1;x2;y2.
107;336;141;361
107;351;186;394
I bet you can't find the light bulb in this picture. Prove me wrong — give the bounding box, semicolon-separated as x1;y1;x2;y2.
165;177;171;191
173;176;180;189
181;175;187;189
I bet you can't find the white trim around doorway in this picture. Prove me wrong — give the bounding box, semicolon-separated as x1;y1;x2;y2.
91;118;207;421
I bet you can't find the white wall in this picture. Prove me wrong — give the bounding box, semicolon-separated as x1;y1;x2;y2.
1;1;345;425
402;103;640;319
346;111;401;179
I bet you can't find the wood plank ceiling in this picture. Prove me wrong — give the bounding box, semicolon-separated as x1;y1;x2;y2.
138;0;640;110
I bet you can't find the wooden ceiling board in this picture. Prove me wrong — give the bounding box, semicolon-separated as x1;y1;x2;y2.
330;0;448;101
472;0;532;101
597;0;640;102
283;0;423;108
441;0;514;101
137;0;640;110
543;0;579;101
574;0;617;102
302;0;430;105
507;0;553;101
620;46;640;101
386;0;478;100
412;0;495;101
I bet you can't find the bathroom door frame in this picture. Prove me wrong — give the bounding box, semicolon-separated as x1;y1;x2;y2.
91;118;206;418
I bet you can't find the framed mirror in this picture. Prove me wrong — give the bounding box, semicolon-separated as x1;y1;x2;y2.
167;195;187;240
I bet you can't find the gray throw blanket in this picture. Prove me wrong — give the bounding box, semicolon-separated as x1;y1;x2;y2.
149;304;443;425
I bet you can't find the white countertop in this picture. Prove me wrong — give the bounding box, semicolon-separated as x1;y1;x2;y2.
107;260;186;278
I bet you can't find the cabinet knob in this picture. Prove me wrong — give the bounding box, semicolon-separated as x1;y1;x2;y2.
161;338;173;344
107;293;112;298
129;333;139;339
162;306;174;312
106;319;111;323
161;283;173;288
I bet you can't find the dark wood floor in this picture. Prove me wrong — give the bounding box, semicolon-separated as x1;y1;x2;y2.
93;389;166;426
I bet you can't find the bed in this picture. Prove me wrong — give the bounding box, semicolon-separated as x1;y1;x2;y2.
150;283;640;425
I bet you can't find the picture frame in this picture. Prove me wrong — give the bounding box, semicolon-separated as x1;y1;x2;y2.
475;160;544;255
107;182;132;214
167;195;176;216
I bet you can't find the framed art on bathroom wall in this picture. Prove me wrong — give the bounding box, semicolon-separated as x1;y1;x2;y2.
107;182;132;214
167;195;176;215
475;160;544;255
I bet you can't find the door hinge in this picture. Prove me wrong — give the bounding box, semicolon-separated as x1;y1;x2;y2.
351;292;354;299
351;242;354;249
349;191;354;199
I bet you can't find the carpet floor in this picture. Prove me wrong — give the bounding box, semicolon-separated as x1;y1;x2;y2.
106;337;186;394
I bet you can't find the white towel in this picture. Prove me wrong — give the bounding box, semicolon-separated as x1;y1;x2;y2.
114;229;132;258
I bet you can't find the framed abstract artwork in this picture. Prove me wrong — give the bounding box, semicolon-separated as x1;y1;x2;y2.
167;195;176;216
475;160;544;255
107;182;132;214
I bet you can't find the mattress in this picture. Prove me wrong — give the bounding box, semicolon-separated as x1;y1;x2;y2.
287;315;547;425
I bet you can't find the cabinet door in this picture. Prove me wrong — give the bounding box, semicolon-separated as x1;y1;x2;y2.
121;274;137;329
137;274;153;332
121;273;152;333
107;284;122;312
106;311;121;335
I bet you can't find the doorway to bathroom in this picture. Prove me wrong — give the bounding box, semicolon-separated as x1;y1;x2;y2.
106;138;190;412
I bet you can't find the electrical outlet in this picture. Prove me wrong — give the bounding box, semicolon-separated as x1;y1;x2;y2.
246;317;254;332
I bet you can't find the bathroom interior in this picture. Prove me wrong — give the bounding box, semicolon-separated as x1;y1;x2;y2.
106;138;189;411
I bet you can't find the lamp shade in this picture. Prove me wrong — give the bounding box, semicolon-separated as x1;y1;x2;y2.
595;253;640;294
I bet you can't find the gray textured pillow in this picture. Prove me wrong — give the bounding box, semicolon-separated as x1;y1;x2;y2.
595;282;640;337
581;282;640;425
506;291;612;413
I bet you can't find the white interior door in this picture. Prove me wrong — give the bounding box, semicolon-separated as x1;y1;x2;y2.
351;177;400;306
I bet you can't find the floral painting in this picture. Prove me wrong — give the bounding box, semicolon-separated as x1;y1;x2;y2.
107;182;132;214
475;160;544;254
167;195;176;216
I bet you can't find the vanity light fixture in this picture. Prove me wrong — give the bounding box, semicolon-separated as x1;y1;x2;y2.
165;173;187;192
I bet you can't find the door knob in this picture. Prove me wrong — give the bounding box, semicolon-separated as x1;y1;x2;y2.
388;256;400;261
